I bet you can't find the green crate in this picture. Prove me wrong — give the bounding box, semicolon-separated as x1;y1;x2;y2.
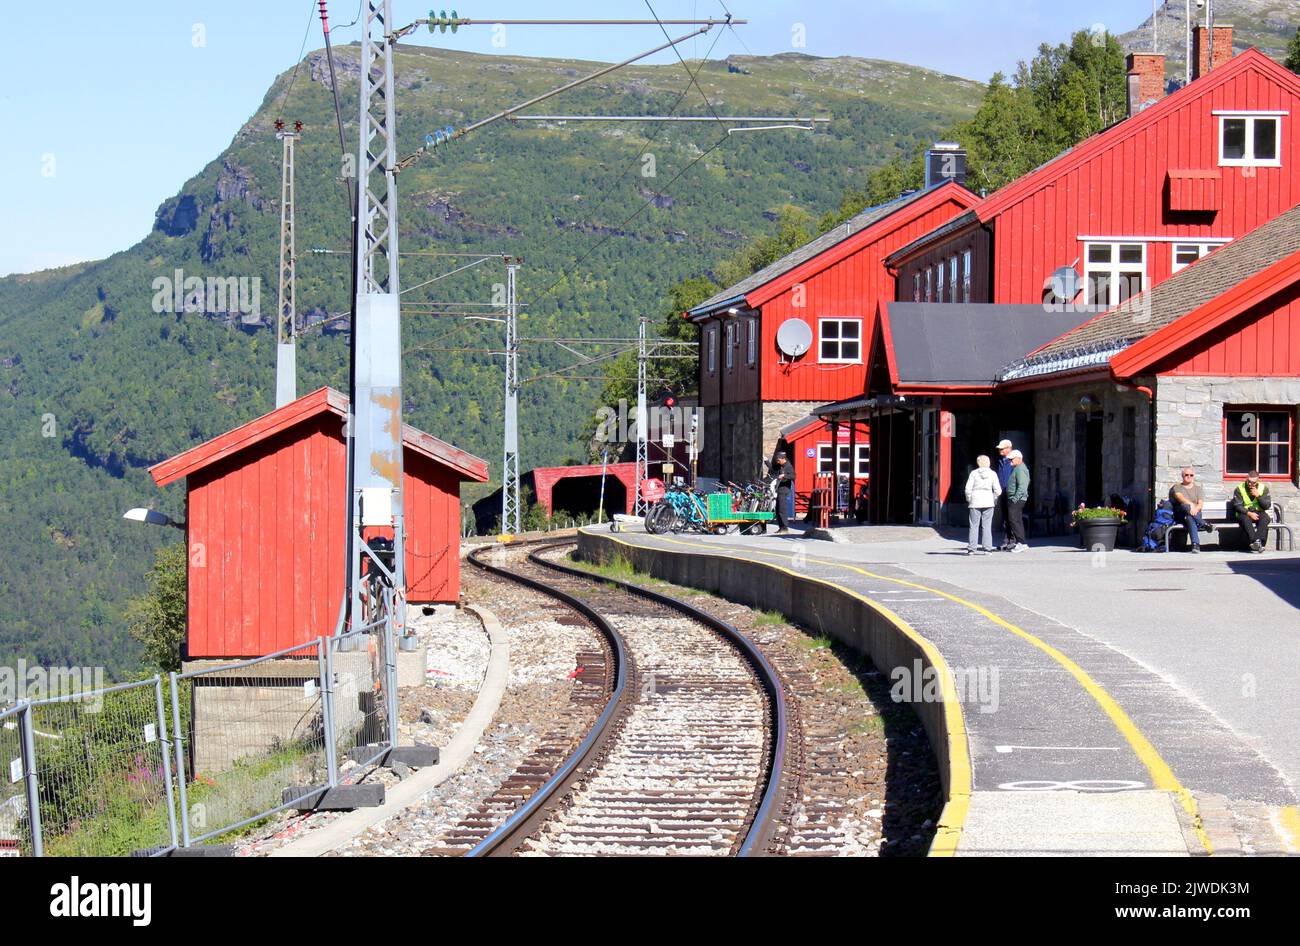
706;493;734;519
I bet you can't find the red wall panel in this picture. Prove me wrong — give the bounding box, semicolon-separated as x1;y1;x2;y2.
758;195;976;402
1159;281;1300;376
898;56;1300;308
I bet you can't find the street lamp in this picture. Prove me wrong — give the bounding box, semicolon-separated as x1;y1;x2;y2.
122;508;185;530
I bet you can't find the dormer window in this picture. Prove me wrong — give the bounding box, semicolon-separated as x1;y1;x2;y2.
1216;111;1284;167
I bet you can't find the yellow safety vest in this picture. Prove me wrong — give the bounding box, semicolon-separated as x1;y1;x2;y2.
1236;482;1264;512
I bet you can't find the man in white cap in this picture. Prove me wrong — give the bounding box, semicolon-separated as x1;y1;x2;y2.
1006;449;1031;552
994;439;1014;550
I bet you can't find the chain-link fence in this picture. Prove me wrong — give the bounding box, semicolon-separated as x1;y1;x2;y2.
0;702;34;857
332;565;398;778
169;638;332;847
1;678;179;857
4;574;401;855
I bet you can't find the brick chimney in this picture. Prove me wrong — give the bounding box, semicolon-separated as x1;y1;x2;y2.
1126;53;1166;116
1192;23;1234;81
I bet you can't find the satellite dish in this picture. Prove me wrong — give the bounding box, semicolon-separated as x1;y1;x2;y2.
776;318;813;357
1049;266;1082;302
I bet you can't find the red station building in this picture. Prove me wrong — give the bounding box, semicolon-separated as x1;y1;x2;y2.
688;176;981;515
819;30;1300;529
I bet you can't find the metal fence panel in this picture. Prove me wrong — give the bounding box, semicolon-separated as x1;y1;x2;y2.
329;619;393;778
0;703;33;857
172;638;329;846
24;678;176;857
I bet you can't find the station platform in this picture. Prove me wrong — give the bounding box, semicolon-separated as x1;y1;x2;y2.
577;524;1300;856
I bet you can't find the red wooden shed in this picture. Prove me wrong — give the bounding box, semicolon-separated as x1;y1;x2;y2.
149;387;489;659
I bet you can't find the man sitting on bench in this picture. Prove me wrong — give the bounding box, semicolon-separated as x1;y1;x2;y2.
1170;467;1214;553
1227;471;1271;554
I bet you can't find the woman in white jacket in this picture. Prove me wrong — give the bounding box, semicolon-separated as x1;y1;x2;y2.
964;455;1001;555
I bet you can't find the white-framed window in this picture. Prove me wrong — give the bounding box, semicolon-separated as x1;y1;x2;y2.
1217;112;1283;167
925;267;933;303
818;318;862;363
1084;242;1145;306
706;325;717;373
936;259;946;302
745;318;756;365
912;272;921;302
962;249;972;302
949;256;958;302
1172;243;1219;273
724;321;735;370
817;442;870;478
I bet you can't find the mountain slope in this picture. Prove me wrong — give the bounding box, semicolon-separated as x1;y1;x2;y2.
1118;0;1297;75
0;44;981;675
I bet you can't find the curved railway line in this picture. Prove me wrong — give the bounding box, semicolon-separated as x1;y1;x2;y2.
460;538;788;856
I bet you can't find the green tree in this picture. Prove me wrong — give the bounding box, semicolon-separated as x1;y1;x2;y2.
1287;26;1300;74
126;543;187;673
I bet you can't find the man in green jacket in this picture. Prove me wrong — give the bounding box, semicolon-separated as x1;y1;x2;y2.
1006;450;1031;553
1227;471;1272;553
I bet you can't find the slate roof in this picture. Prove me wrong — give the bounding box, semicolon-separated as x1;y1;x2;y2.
885;303;1101;387
689;185;956;316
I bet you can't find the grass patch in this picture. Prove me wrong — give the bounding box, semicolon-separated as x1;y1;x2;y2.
752;610;788;627
798;634;834;652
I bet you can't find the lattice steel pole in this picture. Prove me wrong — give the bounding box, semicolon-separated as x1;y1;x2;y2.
635;316;649;516
275;120;301;407
501;260;521;535
350;0;406;634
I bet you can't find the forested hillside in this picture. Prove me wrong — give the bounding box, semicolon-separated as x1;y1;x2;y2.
0;44;981;676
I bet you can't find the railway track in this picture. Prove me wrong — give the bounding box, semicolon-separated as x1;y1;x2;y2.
459;538;787;856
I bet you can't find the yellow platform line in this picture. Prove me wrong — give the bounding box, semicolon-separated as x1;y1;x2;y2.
593;531;972;856
1275;806;1300;853
628;532;1215;856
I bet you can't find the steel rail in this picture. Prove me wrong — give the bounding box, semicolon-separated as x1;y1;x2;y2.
464;540;630;857
463;536;786;856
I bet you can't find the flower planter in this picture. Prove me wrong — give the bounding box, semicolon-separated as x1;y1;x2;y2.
1076;516;1123;552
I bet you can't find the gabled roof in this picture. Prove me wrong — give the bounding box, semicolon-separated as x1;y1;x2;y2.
688;180;979;318
974;49;1300;224
150;387;490;487
882;302;1100;390
1004;201;1300;381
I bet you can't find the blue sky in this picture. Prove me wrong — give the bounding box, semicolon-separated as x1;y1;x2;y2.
0;0;1158;276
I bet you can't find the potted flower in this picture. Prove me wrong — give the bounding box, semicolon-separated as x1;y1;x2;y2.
1072;505;1127;551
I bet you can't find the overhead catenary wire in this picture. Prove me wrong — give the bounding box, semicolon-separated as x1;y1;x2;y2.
274;0;320;124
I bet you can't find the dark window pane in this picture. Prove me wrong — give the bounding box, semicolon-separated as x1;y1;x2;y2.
841;321;860;339
1225;443;1257;474
1223;119;1247;160
1119;244;1143;264
822;321;839;339
1259;443;1289;475
821;340;837;360
1254;119;1278;161
1259;412;1290;443
1225;411;1254;441
1088;244;1112;263
1087;273;1110;305
1119;271;1143;303
841;341;859;361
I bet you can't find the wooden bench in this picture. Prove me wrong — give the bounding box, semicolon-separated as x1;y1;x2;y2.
1164;500;1294;552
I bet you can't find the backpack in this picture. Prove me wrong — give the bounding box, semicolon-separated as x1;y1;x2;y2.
1139;500;1175;552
